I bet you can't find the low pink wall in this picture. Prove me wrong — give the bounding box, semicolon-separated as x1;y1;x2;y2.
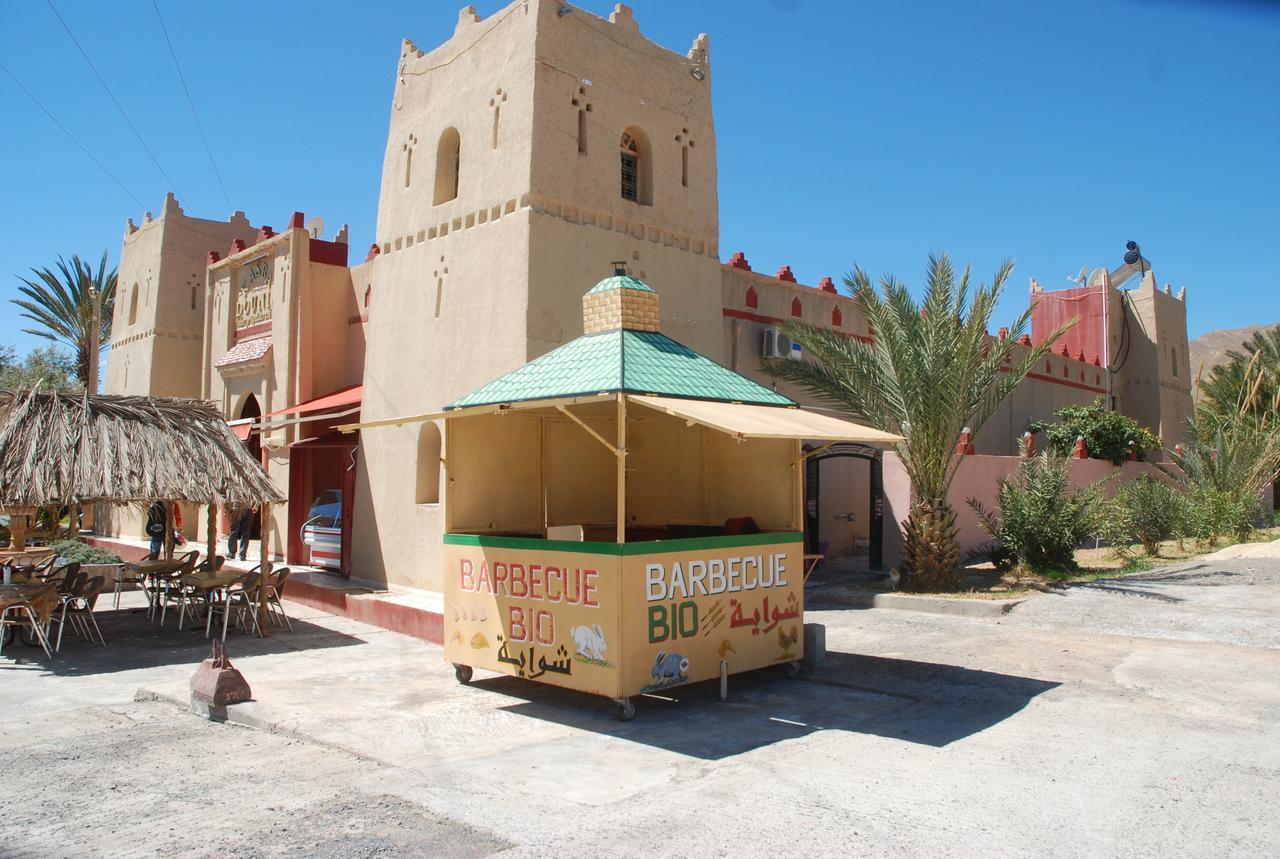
881;453;1167;567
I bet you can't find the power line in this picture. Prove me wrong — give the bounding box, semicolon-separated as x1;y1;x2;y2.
47;0;187;206
150;0;231;210
0;60;146;210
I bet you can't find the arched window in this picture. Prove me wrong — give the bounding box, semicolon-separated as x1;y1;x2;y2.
433;128;461;205
128;284;139;325
416;422;442;504
619;127;651;205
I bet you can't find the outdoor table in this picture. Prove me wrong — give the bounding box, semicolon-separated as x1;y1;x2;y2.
178;570;247;630
126;559;186;617
0;582;58;655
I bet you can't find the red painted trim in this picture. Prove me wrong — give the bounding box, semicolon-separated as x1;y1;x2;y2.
236;322;272;339
283;578;444;644
1003;366;1106;394
309;238;349;267
347;314;369;326
83;537;151;563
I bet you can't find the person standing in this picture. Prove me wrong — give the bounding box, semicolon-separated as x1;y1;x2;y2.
227;505;255;561
145;501;167;560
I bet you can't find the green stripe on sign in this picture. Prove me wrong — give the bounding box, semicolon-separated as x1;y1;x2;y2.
443;532;803;556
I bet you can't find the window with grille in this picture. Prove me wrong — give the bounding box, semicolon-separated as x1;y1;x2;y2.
620;132;639;202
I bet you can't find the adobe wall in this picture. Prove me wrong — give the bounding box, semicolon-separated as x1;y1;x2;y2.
718;256;1109;454
352;212;534;591
105;193;256;398
374;3;538;257
881;452;1169;568
1115;275;1192;446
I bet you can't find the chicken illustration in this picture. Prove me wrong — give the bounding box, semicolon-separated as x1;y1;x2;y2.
777;625;799;659
717;639;736;659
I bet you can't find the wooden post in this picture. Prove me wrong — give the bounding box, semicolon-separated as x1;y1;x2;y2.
206;503;217;571
259;503;272;635
88;284;101;393
163;500;175;560
616;395;627;544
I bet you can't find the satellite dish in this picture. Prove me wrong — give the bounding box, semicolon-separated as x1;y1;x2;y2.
305;216;325;239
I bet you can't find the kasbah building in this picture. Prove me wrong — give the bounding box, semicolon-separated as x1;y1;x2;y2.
101;1;1192;611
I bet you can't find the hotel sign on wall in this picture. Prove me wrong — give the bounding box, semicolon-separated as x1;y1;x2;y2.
235;257;273;331
443;534;804;699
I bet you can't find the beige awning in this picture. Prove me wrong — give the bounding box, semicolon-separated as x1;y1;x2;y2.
626;395;903;444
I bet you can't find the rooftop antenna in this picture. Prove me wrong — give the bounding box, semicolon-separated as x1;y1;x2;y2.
306;216;325;239
610;260;627;276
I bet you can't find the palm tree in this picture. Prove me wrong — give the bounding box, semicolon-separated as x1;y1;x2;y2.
766;254;1070;591
1197;325;1280;422
12;252;116;389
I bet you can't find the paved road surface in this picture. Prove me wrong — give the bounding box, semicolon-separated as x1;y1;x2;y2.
2;544;1278;856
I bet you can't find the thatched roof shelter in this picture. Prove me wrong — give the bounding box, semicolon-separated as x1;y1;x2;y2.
0;389;284;509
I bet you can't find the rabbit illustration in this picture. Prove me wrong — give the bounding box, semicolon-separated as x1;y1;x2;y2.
571;624;608;661
651;651;690;682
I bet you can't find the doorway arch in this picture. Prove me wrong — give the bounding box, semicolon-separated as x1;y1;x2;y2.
237;394;263;465
804;443;884;570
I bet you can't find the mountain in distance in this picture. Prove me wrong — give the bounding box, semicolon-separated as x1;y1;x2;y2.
1189;323;1278;398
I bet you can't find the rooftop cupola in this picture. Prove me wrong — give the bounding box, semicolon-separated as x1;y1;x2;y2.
582;263;660;334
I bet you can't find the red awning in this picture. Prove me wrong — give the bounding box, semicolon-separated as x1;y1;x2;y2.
231;423;251;440
265;385;362;418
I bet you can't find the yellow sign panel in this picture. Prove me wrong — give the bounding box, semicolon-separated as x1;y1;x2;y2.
443;542;622;698
620;541;803;696
444;536;804;700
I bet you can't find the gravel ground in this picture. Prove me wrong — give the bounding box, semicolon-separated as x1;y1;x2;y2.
0;702;510;858
3;543;1280;856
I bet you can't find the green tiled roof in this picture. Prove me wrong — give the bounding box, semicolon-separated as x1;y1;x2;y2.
586;274;655;294
447;329;794;409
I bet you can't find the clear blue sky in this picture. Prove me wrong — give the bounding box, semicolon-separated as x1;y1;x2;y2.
2;0;1277;360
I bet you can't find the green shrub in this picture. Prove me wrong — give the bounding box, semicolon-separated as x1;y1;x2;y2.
1110;476;1185;556
969;449;1102;574
48;539;123;565
1029;397;1162;465
1165;412;1276;547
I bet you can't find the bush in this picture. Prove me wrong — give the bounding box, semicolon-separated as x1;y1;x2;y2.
1165;412;1277;547
48;539;123;565
1029;397;1162;465
969;448;1102;574
1110;476;1185;556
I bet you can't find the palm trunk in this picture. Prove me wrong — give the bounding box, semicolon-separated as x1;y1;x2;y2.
899;498;962;592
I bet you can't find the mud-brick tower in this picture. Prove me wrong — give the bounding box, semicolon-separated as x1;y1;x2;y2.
1031;252;1192;447
355;1;723;588
105;192;257;397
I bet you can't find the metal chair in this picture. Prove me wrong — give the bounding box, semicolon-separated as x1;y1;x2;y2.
55;575;106;651
265;567;292;631
158;551;201;627
219;572;264;641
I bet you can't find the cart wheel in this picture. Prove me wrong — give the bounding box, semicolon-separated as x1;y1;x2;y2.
614;698;635;721
19;626;43;648
783;660;802;679
453;663;474;685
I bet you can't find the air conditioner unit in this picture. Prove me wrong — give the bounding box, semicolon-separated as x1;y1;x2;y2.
762;327;802;360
